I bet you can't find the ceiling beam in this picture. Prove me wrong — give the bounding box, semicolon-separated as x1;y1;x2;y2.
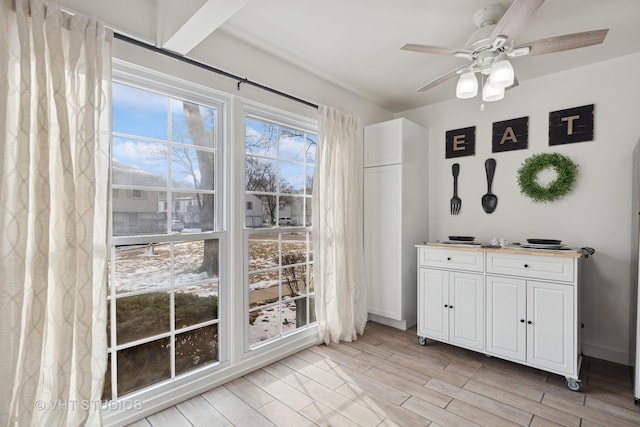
162;0;252;55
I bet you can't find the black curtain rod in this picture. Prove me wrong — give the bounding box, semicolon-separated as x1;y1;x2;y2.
113;32;319;110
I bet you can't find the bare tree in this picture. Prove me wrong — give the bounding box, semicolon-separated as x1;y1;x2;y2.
182;102;218;277
245;156;299;225
246;122;278;154
280;252;306;296
276;251;309;327
245;156;277;224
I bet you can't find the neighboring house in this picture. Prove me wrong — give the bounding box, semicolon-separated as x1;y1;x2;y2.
276;203;291;224
113;161;304;236
168;197;202;226
276;197;310;226
288;199;309;226
113;162;207;233
245;194;264;227
112;161;165;235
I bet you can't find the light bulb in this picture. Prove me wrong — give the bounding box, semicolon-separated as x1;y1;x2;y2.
482;79;505;102
489;56;514;88
456;72;478;99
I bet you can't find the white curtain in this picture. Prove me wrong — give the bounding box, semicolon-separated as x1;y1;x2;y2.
0;0;112;425
313;106;367;345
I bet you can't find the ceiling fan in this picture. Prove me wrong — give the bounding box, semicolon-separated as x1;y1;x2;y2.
402;0;609;101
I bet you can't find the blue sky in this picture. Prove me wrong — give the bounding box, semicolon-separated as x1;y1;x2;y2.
112;82;315;192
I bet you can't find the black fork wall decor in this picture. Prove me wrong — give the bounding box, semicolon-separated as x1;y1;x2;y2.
450;163;461;215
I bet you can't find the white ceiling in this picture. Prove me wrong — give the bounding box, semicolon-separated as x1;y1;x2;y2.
57;0;640;113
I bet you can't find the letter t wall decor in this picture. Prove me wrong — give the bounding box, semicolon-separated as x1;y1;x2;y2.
549;104;594;145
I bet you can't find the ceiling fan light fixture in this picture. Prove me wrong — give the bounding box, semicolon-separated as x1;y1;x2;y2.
403;2;609;105
489;55;514;88
482;78;505;102
456;71;478;99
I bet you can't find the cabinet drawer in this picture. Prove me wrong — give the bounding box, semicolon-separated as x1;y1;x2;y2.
419;248;484;272
486;252;575;283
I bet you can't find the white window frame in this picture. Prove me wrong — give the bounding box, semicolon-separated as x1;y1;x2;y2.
103;60;320;427
241;103;318;354
107;64;229;401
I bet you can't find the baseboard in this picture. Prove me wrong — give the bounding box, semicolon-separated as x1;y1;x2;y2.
367;313;416;331
583;342;631;366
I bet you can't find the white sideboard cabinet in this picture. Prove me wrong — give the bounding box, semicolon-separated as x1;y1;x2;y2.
417;244;586;391
364;118;428;330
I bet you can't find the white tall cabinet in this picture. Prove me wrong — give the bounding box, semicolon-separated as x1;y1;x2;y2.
364;118;428;330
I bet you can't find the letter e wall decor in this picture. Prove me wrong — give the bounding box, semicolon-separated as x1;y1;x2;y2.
446;126;475;158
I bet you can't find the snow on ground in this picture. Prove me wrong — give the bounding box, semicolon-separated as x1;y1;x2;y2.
249;301;297;344
113;236;308;344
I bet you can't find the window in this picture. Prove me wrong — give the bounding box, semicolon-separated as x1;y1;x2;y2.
106;80;225;400
244;112;317;347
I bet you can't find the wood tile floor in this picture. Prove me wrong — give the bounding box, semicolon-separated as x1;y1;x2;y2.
128;322;640;426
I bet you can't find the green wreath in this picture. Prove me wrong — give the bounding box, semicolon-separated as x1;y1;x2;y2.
517;153;578;203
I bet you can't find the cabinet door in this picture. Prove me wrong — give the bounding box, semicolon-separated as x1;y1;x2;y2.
449;272;484;351
486;276;526;361
418;268;448;341
526;280;575;375
364;120;402;167
364;165;402;320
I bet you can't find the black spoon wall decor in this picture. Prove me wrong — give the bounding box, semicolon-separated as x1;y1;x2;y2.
482;158;498;213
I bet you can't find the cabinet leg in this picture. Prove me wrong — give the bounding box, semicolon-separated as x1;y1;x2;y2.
418;336;427;346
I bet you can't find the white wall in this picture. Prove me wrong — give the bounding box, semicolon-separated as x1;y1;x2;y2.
112;32;393;126
397;52;640;364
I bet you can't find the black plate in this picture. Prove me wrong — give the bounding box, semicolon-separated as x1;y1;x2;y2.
527;238;562;245
448;236;475;242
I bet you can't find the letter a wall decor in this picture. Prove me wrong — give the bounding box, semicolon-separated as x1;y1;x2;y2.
492;116;528;153
445;126;475;158
549;104;594;146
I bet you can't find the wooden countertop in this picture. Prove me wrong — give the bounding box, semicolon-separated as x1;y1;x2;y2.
415;242;587;259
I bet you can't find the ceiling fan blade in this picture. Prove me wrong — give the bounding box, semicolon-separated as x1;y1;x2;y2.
490;0;545;42
416;65;468;92
515;29;609;56
401;43;471;57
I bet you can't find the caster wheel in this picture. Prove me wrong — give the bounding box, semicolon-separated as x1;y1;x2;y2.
566;378;581;392
418;336;427;346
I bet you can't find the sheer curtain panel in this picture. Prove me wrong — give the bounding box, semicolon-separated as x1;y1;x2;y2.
313;106;367;345
0;0;112;425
